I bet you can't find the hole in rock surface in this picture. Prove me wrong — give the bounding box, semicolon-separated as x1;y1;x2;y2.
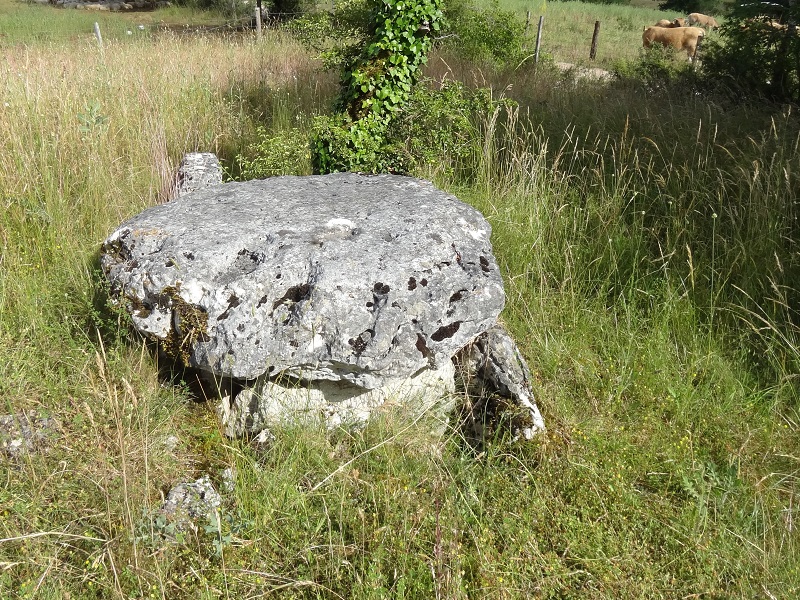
431;321;461;342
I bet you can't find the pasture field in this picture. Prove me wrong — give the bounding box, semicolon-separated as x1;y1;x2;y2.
0;0;227;45
480;0;717;67
1;2;799;599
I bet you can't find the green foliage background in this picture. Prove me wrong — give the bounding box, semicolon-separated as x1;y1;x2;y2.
659;0;728;16
440;0;528;64
703;2;800;102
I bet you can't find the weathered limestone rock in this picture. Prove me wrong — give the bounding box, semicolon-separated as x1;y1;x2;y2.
161;475;221;530
219;360;456;437
220;467;236;493
102;169;544;440
0;412;58;460
174;152;223;199
103;173;504;385
455;325;545;444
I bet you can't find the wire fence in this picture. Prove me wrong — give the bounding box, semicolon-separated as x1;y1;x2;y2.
153;12;306;34
2;11;311;41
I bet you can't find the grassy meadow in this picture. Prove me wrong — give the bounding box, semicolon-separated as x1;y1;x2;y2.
0;0;234;45
1;1;799;599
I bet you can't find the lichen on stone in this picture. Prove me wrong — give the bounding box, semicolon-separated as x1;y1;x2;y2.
160;285;209;367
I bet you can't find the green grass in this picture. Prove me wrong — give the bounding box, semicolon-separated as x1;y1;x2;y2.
0;0;228;46
1;2;799;599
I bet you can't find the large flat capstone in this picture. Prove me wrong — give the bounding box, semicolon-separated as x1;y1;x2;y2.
101;174;506;392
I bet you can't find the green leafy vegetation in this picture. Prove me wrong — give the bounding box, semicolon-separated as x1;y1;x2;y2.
441;0;528;65
1;1;799;598
659;0;728;16
703;2;800;103
311;0;444;173
613;42;696;87
236;126;313;178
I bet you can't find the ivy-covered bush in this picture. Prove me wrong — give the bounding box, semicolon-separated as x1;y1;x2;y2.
312;0;444;174
309;79;508;177
288;0;528;70
284;0;523;175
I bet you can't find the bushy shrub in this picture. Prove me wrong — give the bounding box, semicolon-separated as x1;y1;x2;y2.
235;127;312;179
387;81;505;178
311;114;393;173
702;6;800;103
310;80;506;176
440;0;528;67
311;0;444;174
291;0;523;174
614;44;695;90
288;0;528;70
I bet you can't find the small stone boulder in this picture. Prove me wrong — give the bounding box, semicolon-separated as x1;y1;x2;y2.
454;325;545;445
173;152;223;199
0;411;58;460
161;475;221;531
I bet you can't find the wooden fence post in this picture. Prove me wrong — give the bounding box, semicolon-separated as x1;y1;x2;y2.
535;16;544;66
590;20;600;60
525;10;531;31
255;5;262;39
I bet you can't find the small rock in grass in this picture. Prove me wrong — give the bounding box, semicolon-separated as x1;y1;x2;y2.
0;411;58;460
161;475;221;531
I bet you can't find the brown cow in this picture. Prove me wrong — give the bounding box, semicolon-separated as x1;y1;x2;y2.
642;26;705;62
687;13;719;30
654;19;675;28
672;18;686;27
766;20;799;35
739;18;798;36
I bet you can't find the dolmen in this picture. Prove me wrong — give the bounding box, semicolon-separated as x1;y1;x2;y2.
101;154;544;443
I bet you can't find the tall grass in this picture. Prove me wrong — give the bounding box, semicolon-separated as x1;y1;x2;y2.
0;31;336;597
428;54;800;596
483;64;800;381
1;9;799;600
